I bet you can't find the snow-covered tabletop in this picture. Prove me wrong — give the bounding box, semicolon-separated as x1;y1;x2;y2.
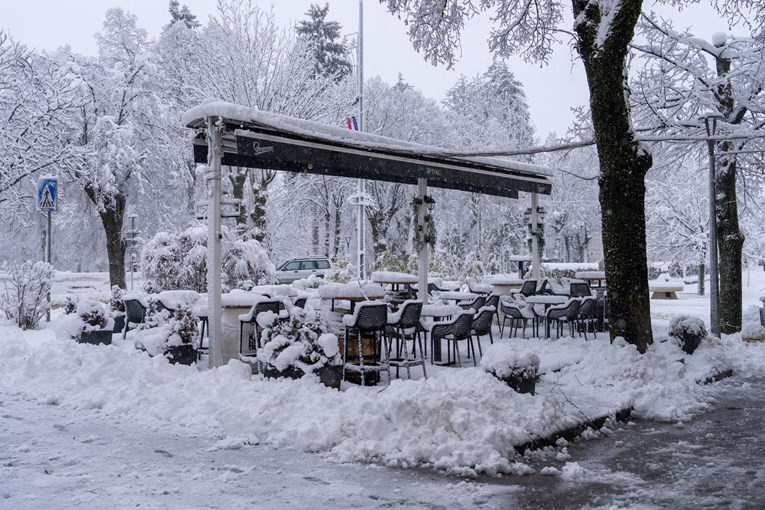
370;271;418;284
251;284;298;297
317;282;385;300
220;291;273;308
574;271;606;280
421;304;463;318
484;275;524;286
156;290;200;310
439;291;479;302
525;295;569;305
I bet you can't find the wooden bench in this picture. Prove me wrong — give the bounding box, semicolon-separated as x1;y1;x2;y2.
649;285;684;299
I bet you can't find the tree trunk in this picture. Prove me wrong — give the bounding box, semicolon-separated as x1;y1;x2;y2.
99;195;127;289
716;155;744;333
713;48;744;334
573;0;654;352
333;199;342;259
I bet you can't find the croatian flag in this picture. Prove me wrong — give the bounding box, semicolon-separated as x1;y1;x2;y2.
345;115;359;131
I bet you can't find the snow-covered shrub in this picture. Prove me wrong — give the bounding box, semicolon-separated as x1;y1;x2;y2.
141;225;275;292
667;315;707;354
464;251;485;280
257;308;341;374
110;286;126;316
373;250;408;273
134;303;199;356
53;300;114;340
325;256;356;283
0;261;54;330
78;300;109;330
480;343;540;380
63;296;79;315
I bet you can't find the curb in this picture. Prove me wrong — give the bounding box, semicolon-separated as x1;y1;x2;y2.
514;407;633;455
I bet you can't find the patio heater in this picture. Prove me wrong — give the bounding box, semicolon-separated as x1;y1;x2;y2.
524;197;546;280
123;214;140;291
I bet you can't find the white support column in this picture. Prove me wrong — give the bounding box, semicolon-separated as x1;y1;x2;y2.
417;178;428;302
207;116;223;369
531;192;540;280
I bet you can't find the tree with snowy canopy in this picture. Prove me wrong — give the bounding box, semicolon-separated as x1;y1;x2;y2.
630;17;765;333
379;0;764;352
140;225;276;293
295;3;353;81
167;0;200;29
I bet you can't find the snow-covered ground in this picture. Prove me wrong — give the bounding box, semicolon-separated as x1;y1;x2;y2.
2;269;765;507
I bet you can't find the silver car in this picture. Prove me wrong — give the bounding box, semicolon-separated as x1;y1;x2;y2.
275;257;331;283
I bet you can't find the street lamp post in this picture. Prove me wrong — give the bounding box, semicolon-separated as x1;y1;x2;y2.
704;114;722;337
524;198;546;280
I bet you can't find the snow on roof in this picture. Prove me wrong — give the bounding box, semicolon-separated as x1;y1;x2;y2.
182;99;553;179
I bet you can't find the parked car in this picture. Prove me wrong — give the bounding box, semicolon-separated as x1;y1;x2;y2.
275;257;331;283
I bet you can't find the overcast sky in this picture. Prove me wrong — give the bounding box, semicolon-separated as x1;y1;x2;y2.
2;0;741;139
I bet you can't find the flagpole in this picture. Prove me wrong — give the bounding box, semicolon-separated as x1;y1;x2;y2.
356;0;366;279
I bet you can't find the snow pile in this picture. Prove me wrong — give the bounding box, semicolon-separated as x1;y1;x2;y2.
318;281;385;299
370;271;418;283
0;324;573;476
2;321;764;476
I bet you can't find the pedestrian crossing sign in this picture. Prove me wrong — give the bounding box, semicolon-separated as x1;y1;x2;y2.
37;177;58;212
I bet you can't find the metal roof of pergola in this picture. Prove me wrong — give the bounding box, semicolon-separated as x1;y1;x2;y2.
183;100;552;198
183;99;553;368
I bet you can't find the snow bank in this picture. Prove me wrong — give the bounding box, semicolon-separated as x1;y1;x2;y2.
2;322;763;476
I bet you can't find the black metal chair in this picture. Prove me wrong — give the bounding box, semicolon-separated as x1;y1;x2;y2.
514;280;538;300
427;282;445;297
385;300;426;379
578;297;597;339
538;279;555;296
239;299;282;355
470;306;496;357
459;295;486;312
293;296;308;309
123;298;147;340
343;302;390;386
545;299;581;338
430;311;475;367
197;313;208;360
500;299;537;338
467;277;491;296
483;294;501;324
569;282;593;298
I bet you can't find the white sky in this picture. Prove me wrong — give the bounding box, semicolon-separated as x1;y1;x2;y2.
1;0;741;139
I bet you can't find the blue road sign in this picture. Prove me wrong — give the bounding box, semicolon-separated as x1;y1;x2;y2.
37;177;58;212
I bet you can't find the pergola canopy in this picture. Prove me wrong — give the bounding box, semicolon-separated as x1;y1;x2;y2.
182;99;553;198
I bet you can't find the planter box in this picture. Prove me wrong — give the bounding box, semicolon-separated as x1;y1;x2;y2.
317;365;343;390
678;335;702;355
112;315;125;334
262;365;305;380
742;334;765;343
500;373;537;395
78;329;113;346
164;344;197;365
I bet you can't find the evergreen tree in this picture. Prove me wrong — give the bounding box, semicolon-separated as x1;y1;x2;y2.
167;0;200;30
295;3;352;81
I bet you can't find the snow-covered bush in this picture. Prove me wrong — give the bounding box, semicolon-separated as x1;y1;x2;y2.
480;343;540;380
741;322;765;341
141;225;275;292
134;303;199;357
63;296;79;315
257;308;341;374
325;256;356;283
54;300;114;340
667;315;707;354
0;261;54;330
464;251;485;281
109;285;126;317
373;250;408;273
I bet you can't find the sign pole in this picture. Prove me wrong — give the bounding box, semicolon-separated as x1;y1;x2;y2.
46;210;51;322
